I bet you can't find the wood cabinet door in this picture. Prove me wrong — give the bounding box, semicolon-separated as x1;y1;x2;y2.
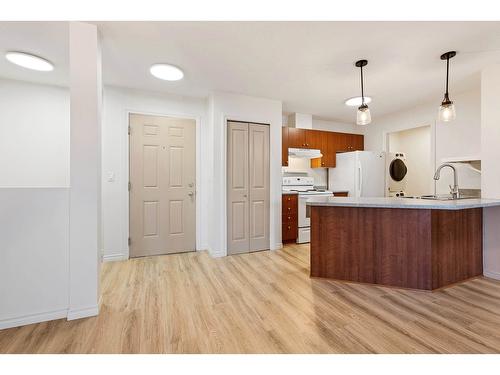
282;126;289;166
333;132;349;152
324;132;337;167
311;131;331;168
305;129;322;149
282;194;298;242
287;128;306;148
353;134;364;150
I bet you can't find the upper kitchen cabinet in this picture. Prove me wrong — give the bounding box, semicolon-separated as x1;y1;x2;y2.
334;132;364;152
282;126;289;166
350;134;364;151
287;127;307;148
305;130;323;149
282;126;364;168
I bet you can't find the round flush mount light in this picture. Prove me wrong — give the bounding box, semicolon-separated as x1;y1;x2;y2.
150;63;184;81
5;51;54;71
344;96;372;107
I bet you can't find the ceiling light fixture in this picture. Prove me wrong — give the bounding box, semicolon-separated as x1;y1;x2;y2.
438;51;457;122
355;59;371;126
5;51;54;71
344;96;372;107
150;63;184;81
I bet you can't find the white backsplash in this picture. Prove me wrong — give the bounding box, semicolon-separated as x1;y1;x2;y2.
282;156;328;188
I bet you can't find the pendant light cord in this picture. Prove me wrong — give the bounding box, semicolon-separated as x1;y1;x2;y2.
445;56;449;97
360;65;365;105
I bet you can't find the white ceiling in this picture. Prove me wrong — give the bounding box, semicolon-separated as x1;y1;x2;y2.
2;21;500;122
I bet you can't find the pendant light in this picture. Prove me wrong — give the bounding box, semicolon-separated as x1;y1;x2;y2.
355;59;371;125
438;51;457;122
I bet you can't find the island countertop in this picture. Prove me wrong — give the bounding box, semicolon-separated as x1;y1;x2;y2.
305;196;500;210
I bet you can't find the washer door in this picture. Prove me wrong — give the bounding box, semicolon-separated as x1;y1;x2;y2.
389;159;407;182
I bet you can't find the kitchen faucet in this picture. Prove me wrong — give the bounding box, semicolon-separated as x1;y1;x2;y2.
434;163;459;199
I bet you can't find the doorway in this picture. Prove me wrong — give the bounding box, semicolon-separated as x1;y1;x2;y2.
129;113;196;257
227;120;270;255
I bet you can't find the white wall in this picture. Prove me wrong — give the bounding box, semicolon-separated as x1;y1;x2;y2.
68;22;101;320
364;88;481;194
388;126;433;196
0;78;69;187
481;65;500;280
209;92;282;256
0;79;70;329
282;114;361;134
101;85;208;260
0;188;69;329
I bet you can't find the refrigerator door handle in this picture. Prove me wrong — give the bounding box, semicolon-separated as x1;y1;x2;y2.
357;161;363;197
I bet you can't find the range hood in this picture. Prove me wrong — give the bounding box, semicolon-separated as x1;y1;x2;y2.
288;148;323;159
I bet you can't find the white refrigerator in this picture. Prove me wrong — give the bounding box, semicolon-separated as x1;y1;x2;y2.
329;151;386;197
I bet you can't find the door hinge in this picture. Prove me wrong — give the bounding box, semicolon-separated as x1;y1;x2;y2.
128;126;131;135
128;181;131;191
128;237;131;246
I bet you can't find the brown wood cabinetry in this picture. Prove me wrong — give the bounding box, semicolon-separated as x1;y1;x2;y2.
282;194;298;243
282;127;289;166
305;130;322;149
287;127;307;148
333;191;348;197
282;126;364;169
333;133;364;153
310;206;483;290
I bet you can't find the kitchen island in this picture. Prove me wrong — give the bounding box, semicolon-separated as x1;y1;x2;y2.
306;196;500;290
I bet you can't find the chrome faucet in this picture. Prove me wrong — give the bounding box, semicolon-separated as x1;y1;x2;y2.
434;163;459;199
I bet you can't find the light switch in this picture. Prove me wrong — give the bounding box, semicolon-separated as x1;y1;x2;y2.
107;172;115;182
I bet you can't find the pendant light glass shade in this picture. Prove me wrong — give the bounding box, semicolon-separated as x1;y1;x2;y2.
438;100;456;122
357;104;371;126
438;51;457;123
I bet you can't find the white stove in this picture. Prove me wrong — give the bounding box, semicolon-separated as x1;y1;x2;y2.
282;177;333;243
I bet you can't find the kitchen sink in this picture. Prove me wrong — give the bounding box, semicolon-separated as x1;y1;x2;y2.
402;194;477;201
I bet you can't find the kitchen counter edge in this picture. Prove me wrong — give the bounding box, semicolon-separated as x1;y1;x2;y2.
305;196;500;210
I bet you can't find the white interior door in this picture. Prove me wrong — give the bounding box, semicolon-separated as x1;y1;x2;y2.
227;121;270;255
129;113;196;257
227;121;250;255
248;123;270;251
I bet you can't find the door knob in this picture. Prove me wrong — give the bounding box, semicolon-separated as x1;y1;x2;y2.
188;182;194;187
188;192;194;197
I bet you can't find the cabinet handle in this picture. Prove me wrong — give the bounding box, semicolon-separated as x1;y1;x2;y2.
287;207;291;211
287;226;291;230
288;216;291;220
287;197;291;201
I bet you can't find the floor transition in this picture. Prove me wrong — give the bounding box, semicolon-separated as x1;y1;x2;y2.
1;244;500;353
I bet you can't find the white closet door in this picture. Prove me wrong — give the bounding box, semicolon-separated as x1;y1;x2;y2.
227;121;270;255
249;123;270;251
227;121;250;254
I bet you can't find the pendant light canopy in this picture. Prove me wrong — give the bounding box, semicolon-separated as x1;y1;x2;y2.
438;51;457;122
355;59;371;126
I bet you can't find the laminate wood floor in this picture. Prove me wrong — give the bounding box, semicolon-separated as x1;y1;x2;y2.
2;244;500;353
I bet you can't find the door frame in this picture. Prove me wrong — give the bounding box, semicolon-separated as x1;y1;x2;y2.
125;110;202;259
223;116;271;256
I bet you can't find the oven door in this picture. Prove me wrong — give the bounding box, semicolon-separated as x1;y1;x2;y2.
298;195;310;228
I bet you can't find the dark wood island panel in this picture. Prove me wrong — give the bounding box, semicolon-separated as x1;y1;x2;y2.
310;206;483;290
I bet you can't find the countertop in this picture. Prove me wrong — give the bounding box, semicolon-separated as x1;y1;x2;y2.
305;196;500;210
282;190;349;195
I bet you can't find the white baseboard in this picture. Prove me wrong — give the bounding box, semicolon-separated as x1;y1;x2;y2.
67;305;99;321
484;270;500;280
103;253;128;262
271;242;283;251
0;309;67;330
